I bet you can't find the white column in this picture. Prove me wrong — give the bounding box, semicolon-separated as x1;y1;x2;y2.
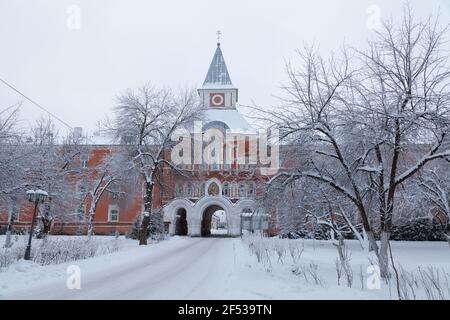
188;219;202;237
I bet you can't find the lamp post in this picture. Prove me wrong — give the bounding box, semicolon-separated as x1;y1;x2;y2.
24;189;48;260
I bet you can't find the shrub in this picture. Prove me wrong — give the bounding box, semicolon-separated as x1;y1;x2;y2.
126;211;166;241
0;237;122;270
391;218;446;241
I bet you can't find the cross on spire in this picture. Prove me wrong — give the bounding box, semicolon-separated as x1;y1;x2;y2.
216;30;222;45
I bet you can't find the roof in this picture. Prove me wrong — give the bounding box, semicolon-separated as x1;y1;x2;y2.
204;108;254;132
202;44;234;87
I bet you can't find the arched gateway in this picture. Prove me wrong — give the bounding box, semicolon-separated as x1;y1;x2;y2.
161;41;263;237
163;194;256;237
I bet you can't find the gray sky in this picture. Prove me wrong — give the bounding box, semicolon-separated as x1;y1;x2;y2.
1;0;449;135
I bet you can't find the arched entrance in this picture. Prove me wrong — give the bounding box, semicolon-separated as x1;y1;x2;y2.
201;204;227;237
175;208;188;236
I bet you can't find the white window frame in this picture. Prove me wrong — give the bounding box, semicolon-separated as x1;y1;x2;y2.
77;181;88;194
222;182;230;197
76;204;86;221
238;183;246;198
108;205;119;222
9;204;20;222
80;154;89;169
247;182;256;198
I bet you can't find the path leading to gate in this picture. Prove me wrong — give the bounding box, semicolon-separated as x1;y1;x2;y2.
3;236;448;300
3;237;297;299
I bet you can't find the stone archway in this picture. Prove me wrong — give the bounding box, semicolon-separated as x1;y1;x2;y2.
162;198;193;236
163;195;257;237
193;196;236;237
175;208;188;236
201;204;226;237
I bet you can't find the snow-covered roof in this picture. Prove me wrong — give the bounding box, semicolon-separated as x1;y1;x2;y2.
202;44;233;88
86;131;114;145
204;108;254;132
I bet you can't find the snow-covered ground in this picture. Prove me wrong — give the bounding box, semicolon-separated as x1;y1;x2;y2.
0;235;449;299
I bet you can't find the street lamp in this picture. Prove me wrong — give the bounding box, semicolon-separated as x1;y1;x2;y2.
24;189;48;260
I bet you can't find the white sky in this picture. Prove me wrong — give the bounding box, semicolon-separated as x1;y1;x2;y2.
1;0;449;135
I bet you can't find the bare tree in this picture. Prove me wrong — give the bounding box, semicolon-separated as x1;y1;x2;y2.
26;116;86;237
253;5;450;278
0;104;26;203
107;84;203;245
84;151;132;237
418;165;450;246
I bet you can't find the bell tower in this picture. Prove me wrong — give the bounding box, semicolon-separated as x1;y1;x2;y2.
198;32;238;109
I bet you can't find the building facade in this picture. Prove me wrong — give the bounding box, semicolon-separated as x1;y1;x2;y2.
0;42;274;237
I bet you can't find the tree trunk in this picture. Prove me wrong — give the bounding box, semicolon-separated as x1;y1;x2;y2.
334;235;352;287
42;216;52;237
139;181;154;245
87;208;95;238
379;231;391;279
447;223;450;248
4;214;13;248
139;213;150;245
4;231;12;248
365;230;379;253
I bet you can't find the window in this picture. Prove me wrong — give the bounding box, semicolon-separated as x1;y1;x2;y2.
175;184;183;197
247;182;256;198
9;204;19;222
77;204;86;221
200;183;205;196
77;181;88;194
108;205;119;222
231;183;238;197
108;182;121;199
238;183;246;197
193;183;201;197
222;182;230;197
185;182;193;197
80;154;89;169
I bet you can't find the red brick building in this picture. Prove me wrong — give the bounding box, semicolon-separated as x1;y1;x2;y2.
0;42;275;237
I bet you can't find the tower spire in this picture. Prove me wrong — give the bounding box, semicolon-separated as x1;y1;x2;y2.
203;35;233;86
198;35;238;109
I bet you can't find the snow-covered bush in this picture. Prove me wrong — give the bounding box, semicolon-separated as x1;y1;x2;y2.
149;210;165;241
292;262;324;286
0;237;122;270
126;217;141;240
397;265;450;300
391;218;446;241
127;211;166;242
272;239;286;264
0;245;24;269
287;240;303;264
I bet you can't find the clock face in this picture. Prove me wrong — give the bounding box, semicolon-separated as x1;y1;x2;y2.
210;93;225;107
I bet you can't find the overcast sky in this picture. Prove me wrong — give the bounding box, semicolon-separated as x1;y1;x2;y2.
1;0;449;135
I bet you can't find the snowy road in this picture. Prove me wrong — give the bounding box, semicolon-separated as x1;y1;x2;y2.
4;237;248;299
4;236;446;300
